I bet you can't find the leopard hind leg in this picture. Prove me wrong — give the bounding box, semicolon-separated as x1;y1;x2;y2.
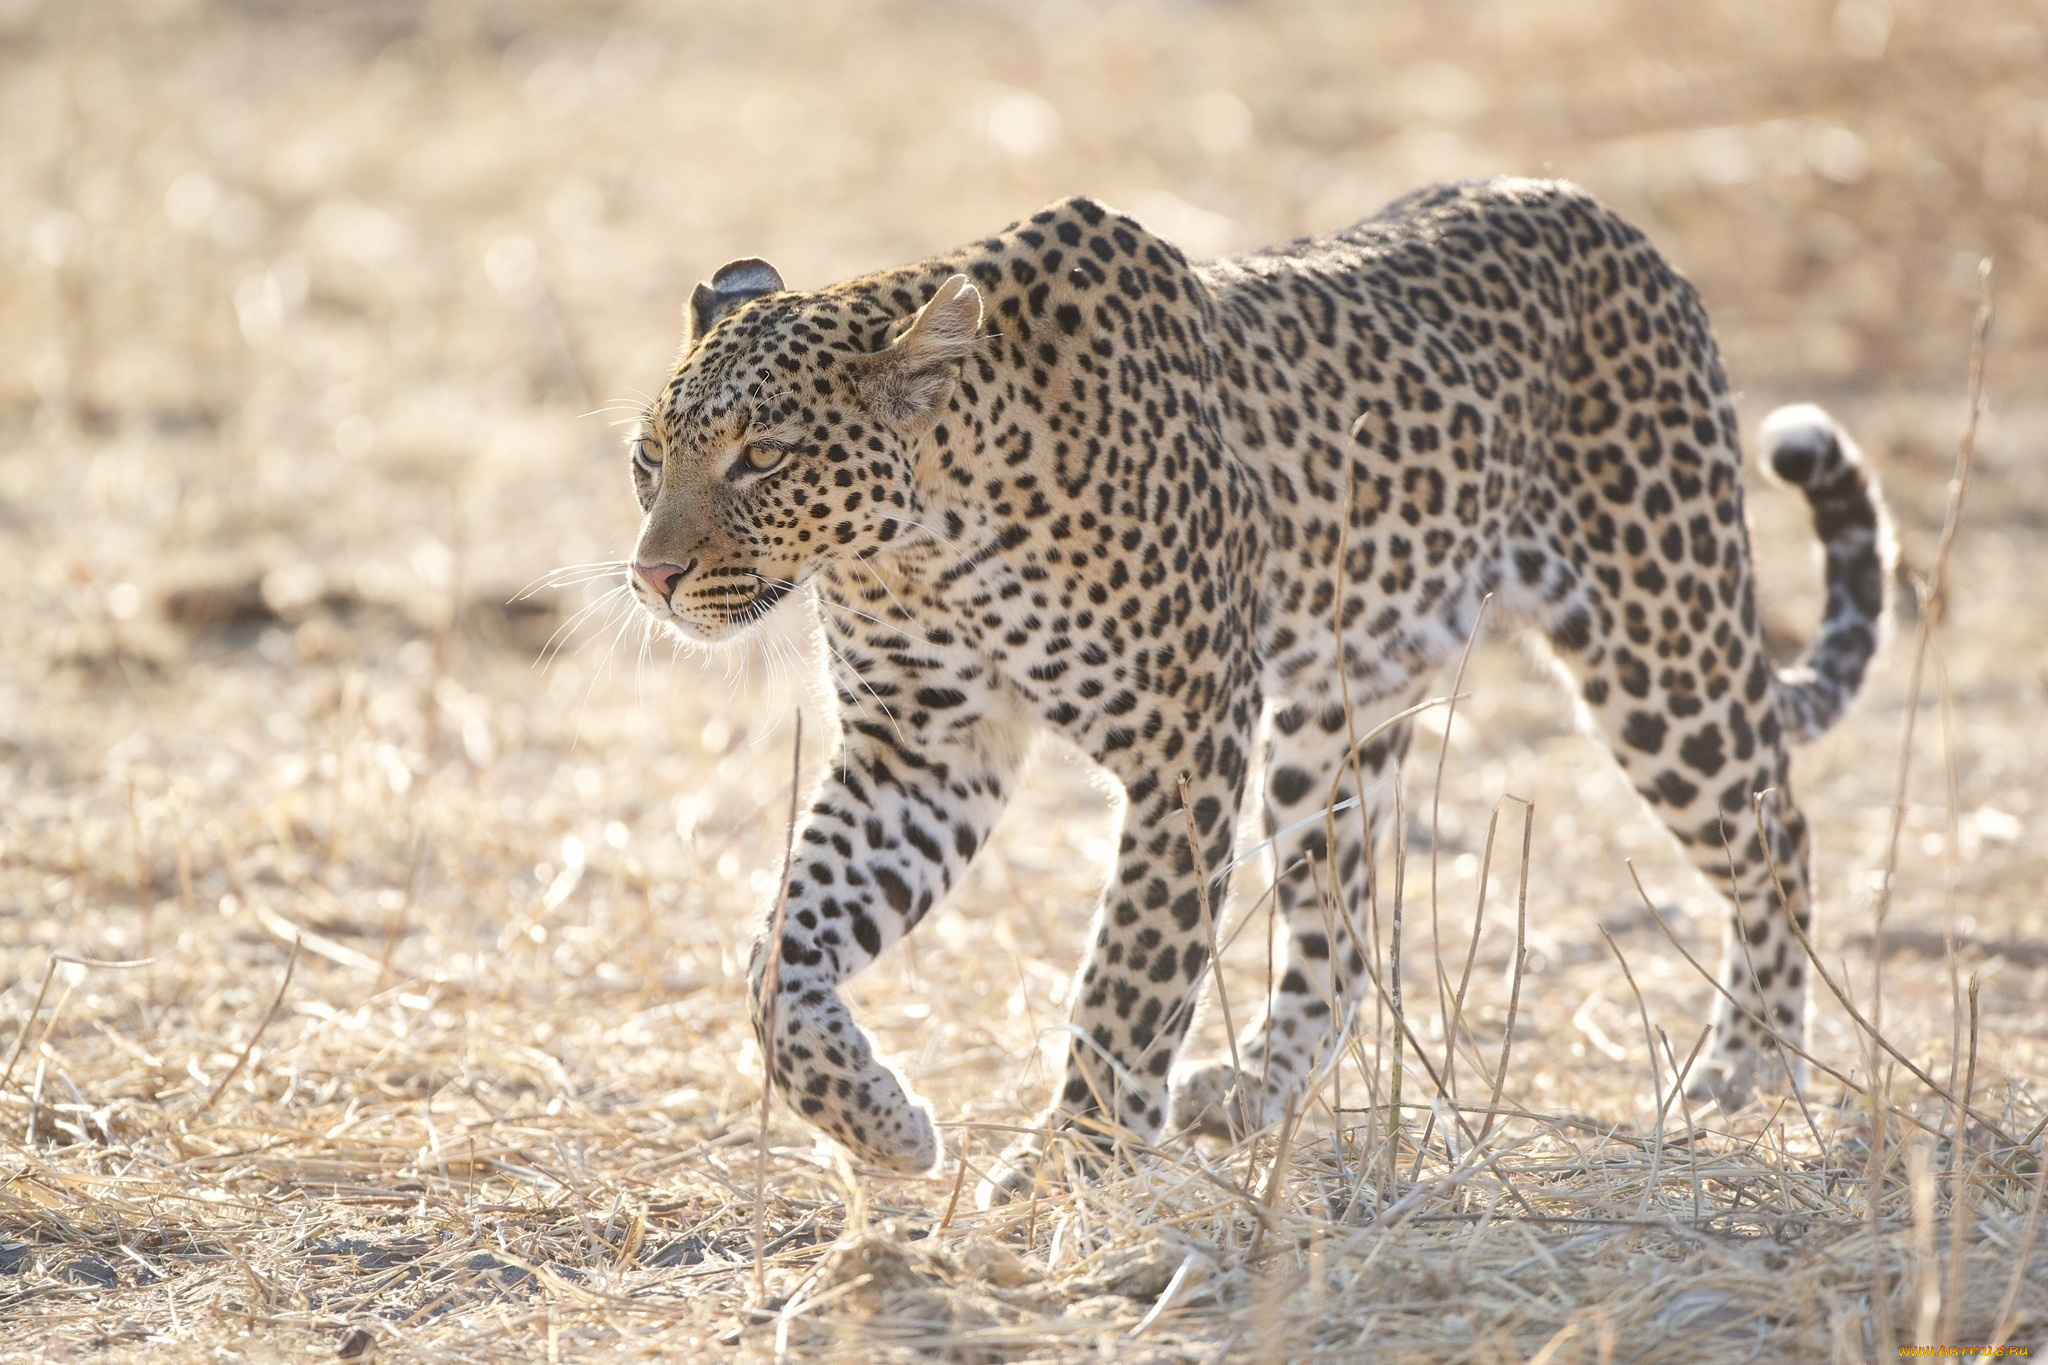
1167;687;1421;1138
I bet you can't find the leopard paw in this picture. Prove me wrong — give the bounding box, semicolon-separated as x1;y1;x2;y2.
1167;1060;1293;1140
842;1095;940;1175
976;1132;1052;1209
1682;1038;1801;1114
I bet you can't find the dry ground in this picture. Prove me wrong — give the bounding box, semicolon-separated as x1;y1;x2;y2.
3;0;2048;1359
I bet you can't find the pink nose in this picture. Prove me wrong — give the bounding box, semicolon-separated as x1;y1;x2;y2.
634;560;690;599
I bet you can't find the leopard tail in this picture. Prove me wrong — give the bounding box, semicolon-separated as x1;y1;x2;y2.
1758;403;1896;743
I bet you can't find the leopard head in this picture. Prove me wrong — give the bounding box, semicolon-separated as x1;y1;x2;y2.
626;262;983;642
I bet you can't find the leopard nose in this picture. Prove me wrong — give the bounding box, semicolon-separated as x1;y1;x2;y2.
633;559;693;600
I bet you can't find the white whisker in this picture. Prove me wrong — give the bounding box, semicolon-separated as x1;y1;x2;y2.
754;573;898;637
877;512;978;557
854;556;921;626
518;561;629;599
535;584;634;671
828;638;905;744
570;592;646;742
743;573;905;742
633;611;655;721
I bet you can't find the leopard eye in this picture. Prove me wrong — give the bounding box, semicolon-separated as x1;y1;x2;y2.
631;436;662;475
743;444;786;474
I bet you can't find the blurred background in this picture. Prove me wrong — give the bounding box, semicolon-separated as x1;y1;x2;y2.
1;0;2047;1347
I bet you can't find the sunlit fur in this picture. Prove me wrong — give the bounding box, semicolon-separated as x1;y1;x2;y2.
611;181;1891;1206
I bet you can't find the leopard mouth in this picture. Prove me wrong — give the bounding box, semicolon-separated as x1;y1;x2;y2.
653;573;795;643
727;576;794;625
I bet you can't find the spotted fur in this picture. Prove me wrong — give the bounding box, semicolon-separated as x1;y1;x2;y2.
624;179;1891;1204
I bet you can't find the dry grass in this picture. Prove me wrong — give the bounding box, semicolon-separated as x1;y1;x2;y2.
4;0;2048;1358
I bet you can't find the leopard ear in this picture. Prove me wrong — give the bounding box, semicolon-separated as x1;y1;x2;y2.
687;258;784;343
864;274;983;425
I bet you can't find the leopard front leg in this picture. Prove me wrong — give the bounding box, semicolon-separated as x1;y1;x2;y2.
751;705;1024;1174
979;720;1255;1206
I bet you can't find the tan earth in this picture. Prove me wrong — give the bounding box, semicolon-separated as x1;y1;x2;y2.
1;1;2045;1358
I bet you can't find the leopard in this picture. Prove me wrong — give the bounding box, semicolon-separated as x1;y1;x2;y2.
621;178;1891;1208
